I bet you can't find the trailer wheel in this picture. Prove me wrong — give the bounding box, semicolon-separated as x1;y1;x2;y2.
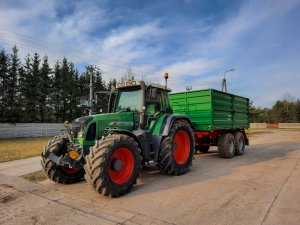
195;145;210;153
41;135;85;184
158;120;194;175
234;132;245;155
218;133;235;159
84;134;141;197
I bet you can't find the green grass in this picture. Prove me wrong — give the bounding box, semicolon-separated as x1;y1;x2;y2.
21;170;46;182
0;136;53;163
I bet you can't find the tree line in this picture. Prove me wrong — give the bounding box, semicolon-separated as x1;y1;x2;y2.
250;95;300;123
1;45;299;124
0;45;116;123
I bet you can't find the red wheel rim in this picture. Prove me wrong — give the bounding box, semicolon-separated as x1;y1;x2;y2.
61;147;81;174
62;166;81;174
173;130;190;165
108;148;134;184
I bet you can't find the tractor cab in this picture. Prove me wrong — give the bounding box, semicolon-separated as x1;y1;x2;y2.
109;80;172;130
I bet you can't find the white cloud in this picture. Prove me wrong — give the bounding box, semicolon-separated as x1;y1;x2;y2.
204;0;300;51
101;22;162;52
163;58;218;78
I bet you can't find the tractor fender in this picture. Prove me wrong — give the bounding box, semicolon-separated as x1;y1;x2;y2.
111;129;151;160
111;130;141;146
160;114;194;136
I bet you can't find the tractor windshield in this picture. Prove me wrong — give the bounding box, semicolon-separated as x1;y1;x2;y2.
115;89;142;112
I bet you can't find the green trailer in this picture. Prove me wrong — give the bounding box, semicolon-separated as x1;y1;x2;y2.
170;89;249;157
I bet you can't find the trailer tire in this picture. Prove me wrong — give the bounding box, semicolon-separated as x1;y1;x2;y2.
41;135;85;184
195;145;210;153
234;132;245;155
84;134;141;197
218;133;235;159
158;120;194;175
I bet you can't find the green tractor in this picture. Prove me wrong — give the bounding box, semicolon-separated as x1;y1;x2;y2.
41;79;195;197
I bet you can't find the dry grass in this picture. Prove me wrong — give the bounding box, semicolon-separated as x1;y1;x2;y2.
0;136;53;163
247;128;300;136
21;170;46;182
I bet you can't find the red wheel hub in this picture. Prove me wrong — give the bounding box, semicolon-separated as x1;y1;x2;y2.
61;148;81;174
108;148;134;184
62;166;81;174
173;130;190;165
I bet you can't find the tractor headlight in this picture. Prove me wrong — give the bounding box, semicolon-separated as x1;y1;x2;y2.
78;131;84;138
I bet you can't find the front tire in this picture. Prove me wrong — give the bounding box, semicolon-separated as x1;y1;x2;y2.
41;135;85;184
158;120;194;175
84;134;141;197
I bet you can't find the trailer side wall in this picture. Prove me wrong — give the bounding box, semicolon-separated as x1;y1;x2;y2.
169;89;249;131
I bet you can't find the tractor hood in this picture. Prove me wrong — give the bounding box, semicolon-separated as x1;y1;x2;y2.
73;112;136;146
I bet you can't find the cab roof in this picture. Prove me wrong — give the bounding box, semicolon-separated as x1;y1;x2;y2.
116;80;172;92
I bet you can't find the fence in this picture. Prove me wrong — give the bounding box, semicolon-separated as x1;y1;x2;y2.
250;123;300;129
278;123;300;129
1;122;299;139
250;123;267;129
0;123;65;139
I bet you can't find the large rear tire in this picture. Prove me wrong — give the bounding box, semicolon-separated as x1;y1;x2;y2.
234;132;245;155
41;135;85;184
84;134;141;197
218;133;235;159
158;120;194;175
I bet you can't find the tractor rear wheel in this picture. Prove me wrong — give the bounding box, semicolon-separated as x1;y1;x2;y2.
158;120;194;175
41;135;85;184
84;134;141;197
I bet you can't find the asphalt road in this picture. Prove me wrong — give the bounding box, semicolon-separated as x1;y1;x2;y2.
0;130;300;225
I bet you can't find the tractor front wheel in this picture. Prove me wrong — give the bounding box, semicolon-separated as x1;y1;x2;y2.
158;120;194;175
84;134;141;197
41;135;85;184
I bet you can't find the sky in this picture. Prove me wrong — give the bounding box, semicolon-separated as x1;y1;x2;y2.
0;0;299;108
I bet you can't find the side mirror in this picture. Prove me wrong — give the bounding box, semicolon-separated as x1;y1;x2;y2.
151;88;157;99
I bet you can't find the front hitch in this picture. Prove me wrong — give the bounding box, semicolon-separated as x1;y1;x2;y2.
42;142;87;169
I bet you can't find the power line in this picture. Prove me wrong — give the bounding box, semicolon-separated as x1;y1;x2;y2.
0;28;164;77
0;28;222;85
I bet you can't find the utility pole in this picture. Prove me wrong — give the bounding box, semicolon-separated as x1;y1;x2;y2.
89;66;94;115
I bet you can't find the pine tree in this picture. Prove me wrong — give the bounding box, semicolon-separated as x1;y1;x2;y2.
94;69;108;113
39;56;52;122
4;45;21;122
51;60;62;122
0;48;9;122
28;53;41;122
60;57;71;121
19;54;33;122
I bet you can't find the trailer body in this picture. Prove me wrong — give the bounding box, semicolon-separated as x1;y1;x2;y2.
170;89;249;148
